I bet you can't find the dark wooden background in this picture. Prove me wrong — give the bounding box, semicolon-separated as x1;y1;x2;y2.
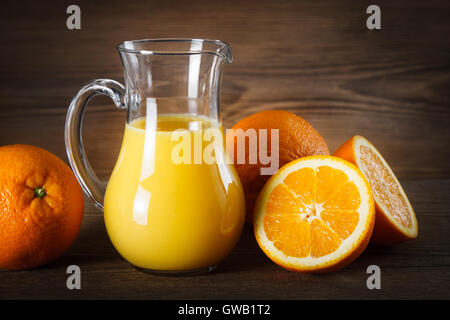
0;0;449;299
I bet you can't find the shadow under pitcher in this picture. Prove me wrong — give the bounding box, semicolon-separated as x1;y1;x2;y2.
65;39;245;275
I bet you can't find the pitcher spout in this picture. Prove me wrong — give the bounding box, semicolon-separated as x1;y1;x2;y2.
211;39;233;64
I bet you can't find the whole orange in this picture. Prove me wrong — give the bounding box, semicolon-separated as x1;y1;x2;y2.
227;110;329;222
0;144;84;270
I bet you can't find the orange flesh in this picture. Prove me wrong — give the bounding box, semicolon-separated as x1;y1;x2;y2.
263;166;360;258
358;145;411;228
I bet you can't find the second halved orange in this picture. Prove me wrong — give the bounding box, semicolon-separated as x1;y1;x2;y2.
334;135;418;244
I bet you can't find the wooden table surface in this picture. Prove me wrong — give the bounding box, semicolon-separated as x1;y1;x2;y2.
0;0;449;299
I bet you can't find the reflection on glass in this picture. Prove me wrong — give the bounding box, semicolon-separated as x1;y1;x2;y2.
132;98;157;226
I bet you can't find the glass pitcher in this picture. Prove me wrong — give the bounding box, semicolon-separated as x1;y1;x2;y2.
65;39;245;275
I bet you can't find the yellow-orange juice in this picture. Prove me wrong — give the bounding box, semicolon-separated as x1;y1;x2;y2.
104;115;245;271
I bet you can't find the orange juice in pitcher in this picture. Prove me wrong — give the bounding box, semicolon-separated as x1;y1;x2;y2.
104;114;244;271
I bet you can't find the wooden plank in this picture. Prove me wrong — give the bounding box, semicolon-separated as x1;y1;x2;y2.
1;179;449;299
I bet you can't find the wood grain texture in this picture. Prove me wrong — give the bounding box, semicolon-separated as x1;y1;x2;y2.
0;0;449;299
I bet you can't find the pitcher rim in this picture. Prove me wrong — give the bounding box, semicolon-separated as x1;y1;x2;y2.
117;38;233;63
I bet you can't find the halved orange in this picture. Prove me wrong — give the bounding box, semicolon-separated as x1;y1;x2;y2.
334;135;418;244
254;155;375;273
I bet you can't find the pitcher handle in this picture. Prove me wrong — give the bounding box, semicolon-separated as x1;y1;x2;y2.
65;79;125;210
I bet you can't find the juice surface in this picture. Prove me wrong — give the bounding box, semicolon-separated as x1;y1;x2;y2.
104;114;245;271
